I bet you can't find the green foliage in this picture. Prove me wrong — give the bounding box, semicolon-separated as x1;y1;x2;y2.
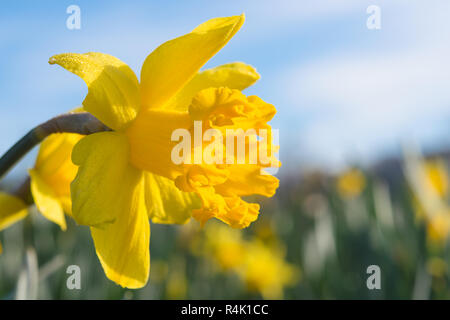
1;157;450;299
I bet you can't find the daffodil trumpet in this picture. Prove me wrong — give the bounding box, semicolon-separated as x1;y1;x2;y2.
0;112;109;180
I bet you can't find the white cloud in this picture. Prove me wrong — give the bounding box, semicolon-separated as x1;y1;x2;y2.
280;2;450;169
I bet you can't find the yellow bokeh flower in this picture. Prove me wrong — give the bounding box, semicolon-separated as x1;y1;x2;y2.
337;168;366;199
423;159;448;199
421;159;450;243
0;192;28;254
201;222;298;299
427;208;450;243
239;240;297;299
204;222;247;270
405;155;450;244
0;133;81;251
29;133;83;230
49;15;279;288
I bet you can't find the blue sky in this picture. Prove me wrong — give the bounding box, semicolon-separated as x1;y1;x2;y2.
0;0;449;178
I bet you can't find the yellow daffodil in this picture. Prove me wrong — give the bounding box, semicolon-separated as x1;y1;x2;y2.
427;208;450;243
49;15;280;288
29;133;83;230
239;240;297;299
423;159;448;199
0;133;80;252
336;168;366;199
203;222;247;270
421;159;450;243
405;156;450;244
0;192;28;254
200;222;297;299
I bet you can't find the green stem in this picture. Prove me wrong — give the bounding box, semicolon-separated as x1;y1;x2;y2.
0;129;45;179
0;112;110;180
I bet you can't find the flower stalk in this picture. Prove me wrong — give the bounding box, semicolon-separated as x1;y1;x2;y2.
0;112;110;180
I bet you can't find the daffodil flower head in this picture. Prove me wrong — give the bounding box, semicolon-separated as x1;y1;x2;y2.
29;132;83;230
48;14;280;288
0;132;81;252
336;168;366;199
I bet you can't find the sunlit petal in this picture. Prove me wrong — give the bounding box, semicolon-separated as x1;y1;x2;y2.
49;52;140;131
91;171;150;289
140;15;245;110
29;169;67;231
71;132;137;227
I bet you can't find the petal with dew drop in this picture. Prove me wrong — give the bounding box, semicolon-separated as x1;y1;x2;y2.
49;52;140;131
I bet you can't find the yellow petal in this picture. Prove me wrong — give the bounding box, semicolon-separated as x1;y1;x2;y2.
34;133;82;200
165;62;260;111
49;52;140;131
90;168;150;289
30;133;83;228
0;192;28;231
140;15;245;110
71;132;138;227
29;169;67;231
144;172;200;224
